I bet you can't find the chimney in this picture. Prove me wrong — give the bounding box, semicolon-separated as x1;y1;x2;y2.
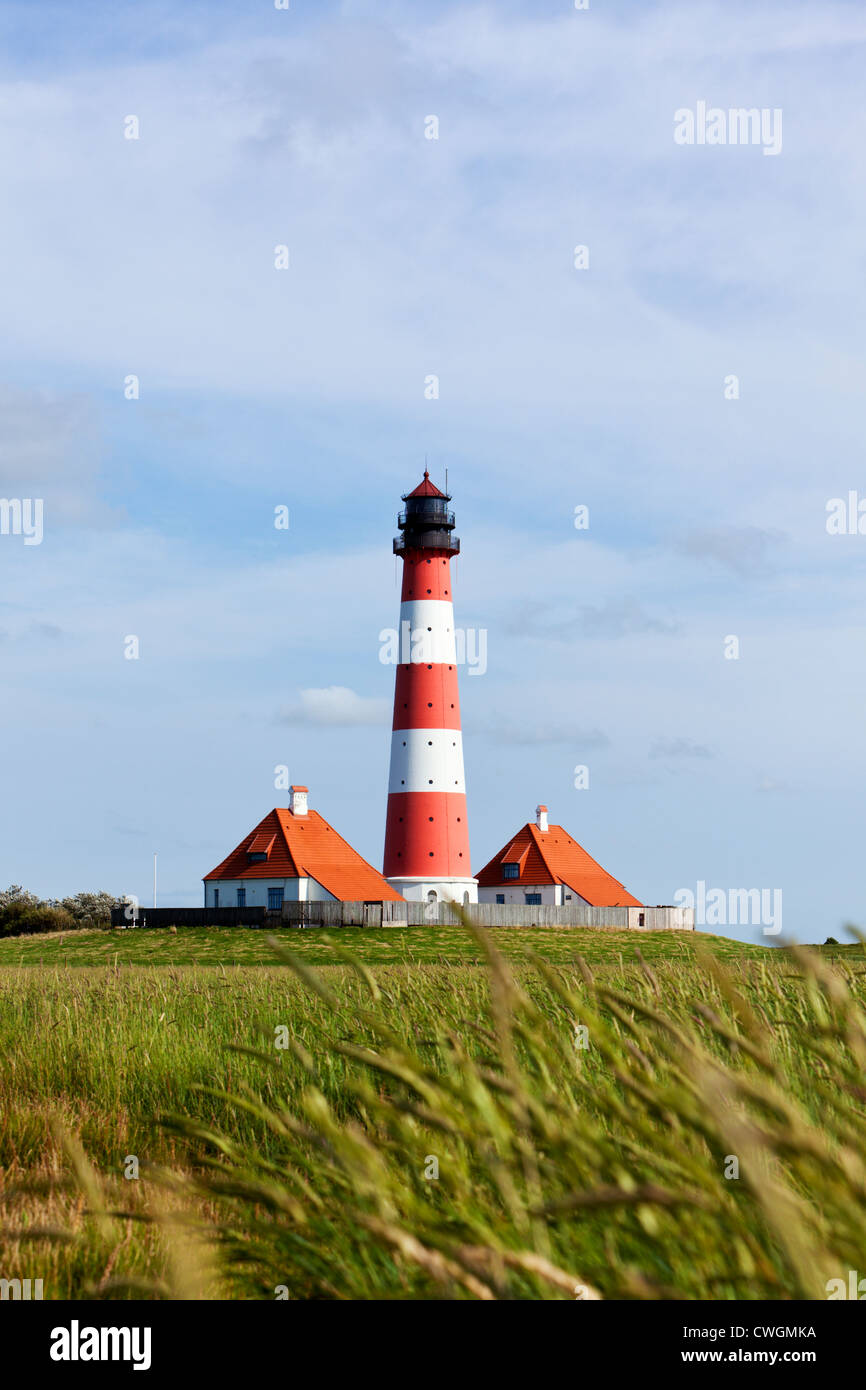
536;804;548;833
290;785;308;817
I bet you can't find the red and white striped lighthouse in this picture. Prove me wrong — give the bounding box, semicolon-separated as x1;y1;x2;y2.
383;472;478;905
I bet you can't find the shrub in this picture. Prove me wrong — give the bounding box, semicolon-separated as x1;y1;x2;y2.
60;891;117;929
0;898;76;937
0;884;41;911
0;884;120;937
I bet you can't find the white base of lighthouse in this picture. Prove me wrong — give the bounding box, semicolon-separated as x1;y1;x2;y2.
387;875;479;905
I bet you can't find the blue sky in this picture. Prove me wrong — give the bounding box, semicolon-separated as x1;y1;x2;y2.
2;0;865;943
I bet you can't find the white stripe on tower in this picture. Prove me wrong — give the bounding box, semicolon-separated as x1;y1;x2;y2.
387;729;466;794
398;599;458;665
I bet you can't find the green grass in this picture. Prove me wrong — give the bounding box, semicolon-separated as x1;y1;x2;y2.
2;925;865;1300
0;922;830;969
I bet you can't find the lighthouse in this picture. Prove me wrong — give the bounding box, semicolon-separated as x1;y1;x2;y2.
383;472;478;905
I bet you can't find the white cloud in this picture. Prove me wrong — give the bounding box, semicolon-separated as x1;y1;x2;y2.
0;0;864;461
278;685;390;726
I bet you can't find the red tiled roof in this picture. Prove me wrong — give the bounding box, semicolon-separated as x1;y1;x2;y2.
405;469;447;499
247;833;276;856
204;807;404;901
475;822;641;907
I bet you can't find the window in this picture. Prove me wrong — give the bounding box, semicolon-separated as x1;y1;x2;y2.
638;912;645;926
248;852;267;864
502;862;519;879
237;888;246;908
213;888;219;908
495;894;505;905
525;893;542;905
268;887;284;912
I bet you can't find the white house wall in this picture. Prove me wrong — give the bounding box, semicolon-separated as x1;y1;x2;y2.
478;884;584;906
204;878;336;907
306;876;336;902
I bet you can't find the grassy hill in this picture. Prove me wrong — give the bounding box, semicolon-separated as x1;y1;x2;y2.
1;924;864;1300
0;922;851;969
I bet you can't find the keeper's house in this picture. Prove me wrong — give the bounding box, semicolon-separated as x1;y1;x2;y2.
203;786;403;909
476;804;641;908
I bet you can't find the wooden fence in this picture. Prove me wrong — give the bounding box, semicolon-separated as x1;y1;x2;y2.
281;901;693;930
110;902;694;931
109;906;269;929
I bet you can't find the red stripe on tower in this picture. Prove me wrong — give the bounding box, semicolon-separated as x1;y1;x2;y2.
383;471;478;905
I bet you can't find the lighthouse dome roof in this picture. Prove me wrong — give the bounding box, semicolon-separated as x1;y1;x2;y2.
403;469;449;501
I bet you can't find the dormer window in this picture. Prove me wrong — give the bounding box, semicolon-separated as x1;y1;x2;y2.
246;833;275;864
502;862;520;879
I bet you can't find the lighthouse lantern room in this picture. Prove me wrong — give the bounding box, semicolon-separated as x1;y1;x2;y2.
383;472;479;905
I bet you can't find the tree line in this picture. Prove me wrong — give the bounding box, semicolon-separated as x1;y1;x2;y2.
0;885;123;937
